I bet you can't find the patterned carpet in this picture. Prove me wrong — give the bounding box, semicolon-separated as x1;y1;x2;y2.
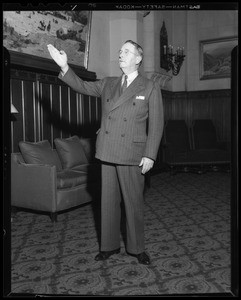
10;171;231;296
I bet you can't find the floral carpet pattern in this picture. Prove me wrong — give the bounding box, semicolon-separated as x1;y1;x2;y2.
10;172;231;296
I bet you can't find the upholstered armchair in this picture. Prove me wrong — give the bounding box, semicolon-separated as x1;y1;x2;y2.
162;120;197;174
191;119;230;171
162;119;230;174
11;136;101;221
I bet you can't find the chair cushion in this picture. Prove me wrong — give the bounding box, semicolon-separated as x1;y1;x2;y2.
72;163;99;172
54;135;88;169
57;170;88;189
192;149;230;163
19;140;63;171
165;149;230;166
79;138;96;162
164;120;191;152
72;163;101;182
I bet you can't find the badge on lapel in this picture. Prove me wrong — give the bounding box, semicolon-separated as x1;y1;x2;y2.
136;95;145;100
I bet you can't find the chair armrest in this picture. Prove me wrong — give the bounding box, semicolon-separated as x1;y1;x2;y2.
163;142;177;150
162;143;178;159
162;142;173;151
11;160;58;212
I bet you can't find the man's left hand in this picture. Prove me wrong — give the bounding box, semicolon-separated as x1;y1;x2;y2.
139;157;154;174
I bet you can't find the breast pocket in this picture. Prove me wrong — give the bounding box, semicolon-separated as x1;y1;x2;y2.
134;98;148;116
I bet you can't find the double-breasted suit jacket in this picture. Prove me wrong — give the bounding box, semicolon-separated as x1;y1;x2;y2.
59;67;164;166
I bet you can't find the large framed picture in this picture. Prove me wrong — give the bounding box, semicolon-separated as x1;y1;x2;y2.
199;36;238;80
3;10;92;72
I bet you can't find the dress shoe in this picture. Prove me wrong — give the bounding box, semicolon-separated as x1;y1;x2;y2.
128;251;151;265
95;248;120;261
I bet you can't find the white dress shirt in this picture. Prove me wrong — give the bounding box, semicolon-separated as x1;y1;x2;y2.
122;70;138;87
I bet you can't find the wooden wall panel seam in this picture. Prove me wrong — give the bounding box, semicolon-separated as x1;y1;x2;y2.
68;87;71;137
21;81;25;141
50;84;53;148
59;85;62;139
33;82;36;142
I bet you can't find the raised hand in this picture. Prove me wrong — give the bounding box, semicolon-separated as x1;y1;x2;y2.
47;44;68;70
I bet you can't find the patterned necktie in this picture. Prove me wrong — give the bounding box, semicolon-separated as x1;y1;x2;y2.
121;75;128;94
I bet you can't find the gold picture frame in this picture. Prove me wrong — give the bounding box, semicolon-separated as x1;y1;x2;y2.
199;36;238;80
3;10;92;72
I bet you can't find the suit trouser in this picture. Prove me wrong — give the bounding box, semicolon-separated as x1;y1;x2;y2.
100;162;145;254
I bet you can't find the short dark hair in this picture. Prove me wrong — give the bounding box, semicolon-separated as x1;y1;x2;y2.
124;40;143;66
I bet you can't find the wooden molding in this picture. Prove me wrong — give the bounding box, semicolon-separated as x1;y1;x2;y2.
9;50;96;81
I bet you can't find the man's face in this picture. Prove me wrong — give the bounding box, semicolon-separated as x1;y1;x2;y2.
119;42;141;72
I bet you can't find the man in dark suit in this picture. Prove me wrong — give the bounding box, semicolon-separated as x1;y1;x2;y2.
47;40;164;265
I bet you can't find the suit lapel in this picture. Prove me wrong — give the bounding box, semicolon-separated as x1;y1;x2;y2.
109;77;122;101
110;74;146;111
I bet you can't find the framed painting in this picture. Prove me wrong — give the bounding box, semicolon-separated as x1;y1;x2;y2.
199;36;238;80
3;10;92;72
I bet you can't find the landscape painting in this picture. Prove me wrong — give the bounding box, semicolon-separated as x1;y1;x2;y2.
200;37;238;80
3;10;92;69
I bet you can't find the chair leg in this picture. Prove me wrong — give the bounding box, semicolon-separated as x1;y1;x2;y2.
50;212;58;222
197;165;207;174
170;166;177;175
145;172;151;188
11;206;18;222
11;206;18;215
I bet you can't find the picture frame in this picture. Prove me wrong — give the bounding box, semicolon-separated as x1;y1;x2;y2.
3;10;92;73
199;36;238;80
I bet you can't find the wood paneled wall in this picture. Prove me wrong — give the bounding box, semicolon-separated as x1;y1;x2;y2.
162;89;231;143
10;68;231;154
10;69;101;152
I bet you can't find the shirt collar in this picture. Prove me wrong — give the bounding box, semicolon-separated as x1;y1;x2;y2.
122;70;138;85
